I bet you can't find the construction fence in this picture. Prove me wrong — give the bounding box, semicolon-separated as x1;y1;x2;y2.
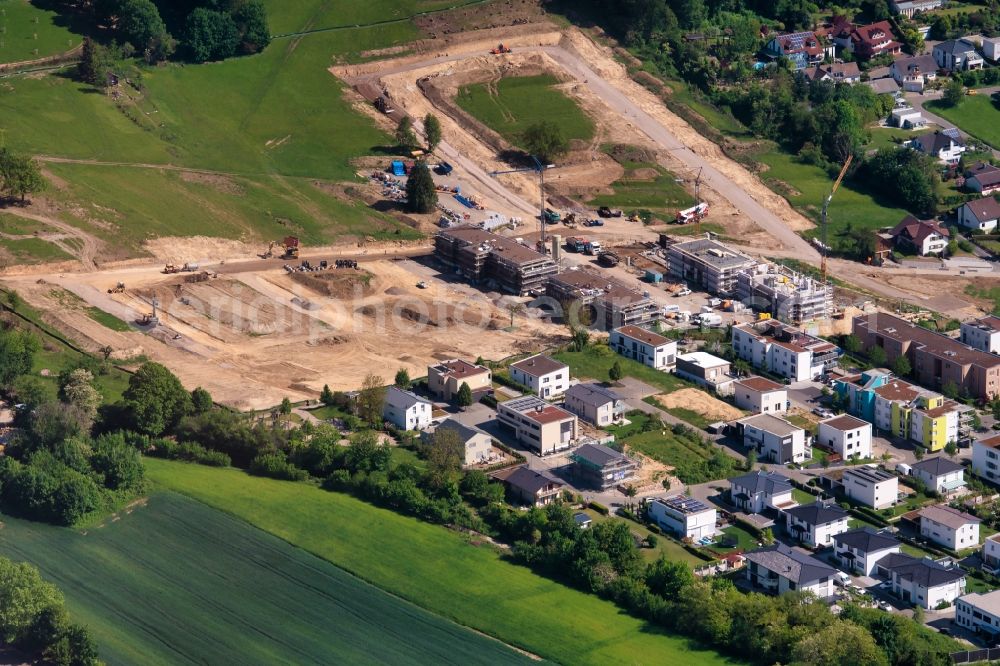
951;647;1000;663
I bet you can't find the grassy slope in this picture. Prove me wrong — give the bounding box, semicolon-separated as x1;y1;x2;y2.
456;74;596;147
928;97;1000;149
588;163;695;218
0;0;81;65
147;459;734;666
0;492;529;666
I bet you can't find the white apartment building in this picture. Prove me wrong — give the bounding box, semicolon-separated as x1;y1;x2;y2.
817;414;873;460
919;505;980;551
842;466;899;510
382;386;433;431
973;435;1000;484
983;533;1000;571
509;354;570;400
732;376;788;414
647;495;718;541
956;590;1000;638
610;325;677;370
734;413;808;465
731;321;840;382
961;316;1000;354
784;501;851;547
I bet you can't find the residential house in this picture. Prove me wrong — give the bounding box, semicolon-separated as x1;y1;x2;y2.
839;21;902;59
570;442;639;490
564;383;626;427
574;513;592;529
869;77;902;95
973;434;1000;484
919;504;980;551
983;533;1000;570
956;590;1000;638
817;414;873;460
910;130;966;164
834;368;893;423
733;413;809;465
423;418;491;466
764;31;834;70
784;501;851;547
853;312;1000;401
732;320;841;382
609;325;677;370
890;0;943;18
911;456;967;495
800;62;861;84
890;54;938;92
675;352;734;393
960;315;1000;354
842;466;899;510
982;36;1000;61
728;470;797;514
745;544;838;598
490;466;564;507
382;386;432;431
934;39;984;72
427;358;492;401
833;528;902;576
647;495;718;541
888;215;950;255
889;106;926;129
957;197;1000;233
964;162;1000;195
509;354;569;400
732;376;788;414
878;553;967;609
497;395;578;455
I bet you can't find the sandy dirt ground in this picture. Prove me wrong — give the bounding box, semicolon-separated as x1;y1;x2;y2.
6;258;563;410
656;389;744;422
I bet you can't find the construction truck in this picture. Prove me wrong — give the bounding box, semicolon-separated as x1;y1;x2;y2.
584;240;603;256
107;282;125;294
282;236;300;259
162;263;181;274
676;202;709;224
543;208;561;224
490;43;512;54
374;96;394;114
565;236;587;253
597;251;620;267
597;206;622;218
182;262;199;272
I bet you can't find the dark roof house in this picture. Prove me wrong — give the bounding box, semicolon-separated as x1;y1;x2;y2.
745;544;838;585
833;527;900;553
785;501;850;527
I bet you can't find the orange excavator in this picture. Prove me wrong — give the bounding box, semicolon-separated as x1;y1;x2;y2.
490;43;512;55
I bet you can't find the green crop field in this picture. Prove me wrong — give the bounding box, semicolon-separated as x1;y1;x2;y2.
147;459;734;666
928;97;1000;149
756;149;909;241
0;0;82;65
588;163;695;219
456;74;596;147
0;492;530;666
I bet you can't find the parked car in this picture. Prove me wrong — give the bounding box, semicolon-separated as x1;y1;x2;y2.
676;287;692;297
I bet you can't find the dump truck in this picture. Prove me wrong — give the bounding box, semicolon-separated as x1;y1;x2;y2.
597;251;620;267
543;208;561;224
584;240;603;256
182;262;199;272
565;236;587;253
162;263;181;274
436;161;453;176
283;236;300;259
597;206;623;218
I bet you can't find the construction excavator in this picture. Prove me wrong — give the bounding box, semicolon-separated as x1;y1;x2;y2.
261;236;300;260
107;281;125;294
490;43;512;54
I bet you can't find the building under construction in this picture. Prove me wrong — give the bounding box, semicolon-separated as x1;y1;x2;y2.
434;227;557;296
736;263;833;324
546;268;660;331
667;237;755;297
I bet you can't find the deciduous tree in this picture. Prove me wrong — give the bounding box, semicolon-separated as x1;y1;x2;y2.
357;373;386;427
394;368;411;389
423;113;442;152
521;120;569;163
122;362;192;436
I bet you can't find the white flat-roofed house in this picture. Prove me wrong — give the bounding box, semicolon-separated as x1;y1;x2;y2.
728;470;796;514
675;351;734;393
509;354;569;400
983;533;1000;571
610;325;677;370
817;414;873;460
648;494;718;541
733;413;808;465
842;466;899;510
890;0;943;18
961;316;1000;354
956;590;1000;639
382;386;432;431
833;528;902;576
919;505;980;551
879;553;966;609
745;544;837;599
784;501;850;547
733;376;788;414
497;395;578;456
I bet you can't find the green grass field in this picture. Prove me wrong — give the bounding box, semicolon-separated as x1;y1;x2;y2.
0;236;72;263
0;0;82;65
554;346;686;393
85;306;130;332
928;97;1000;149
756;149;909;242
0;492;530;666
588;162;695;220
622;429;721;473
147;459;734;666
867;127;918;152
456;74;595;147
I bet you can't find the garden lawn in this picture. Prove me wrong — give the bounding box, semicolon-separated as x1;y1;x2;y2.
716;525;761;552
554;346;686;393
867;127;917;152
456;74;595;147
147;459;735;666
755;149;910;244
581;508;705;566
0;0;82;65
792;488;817;504
928;97;1000;149
0;492;529;666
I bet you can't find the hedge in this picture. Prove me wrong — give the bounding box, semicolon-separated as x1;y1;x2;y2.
590;501;609;515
